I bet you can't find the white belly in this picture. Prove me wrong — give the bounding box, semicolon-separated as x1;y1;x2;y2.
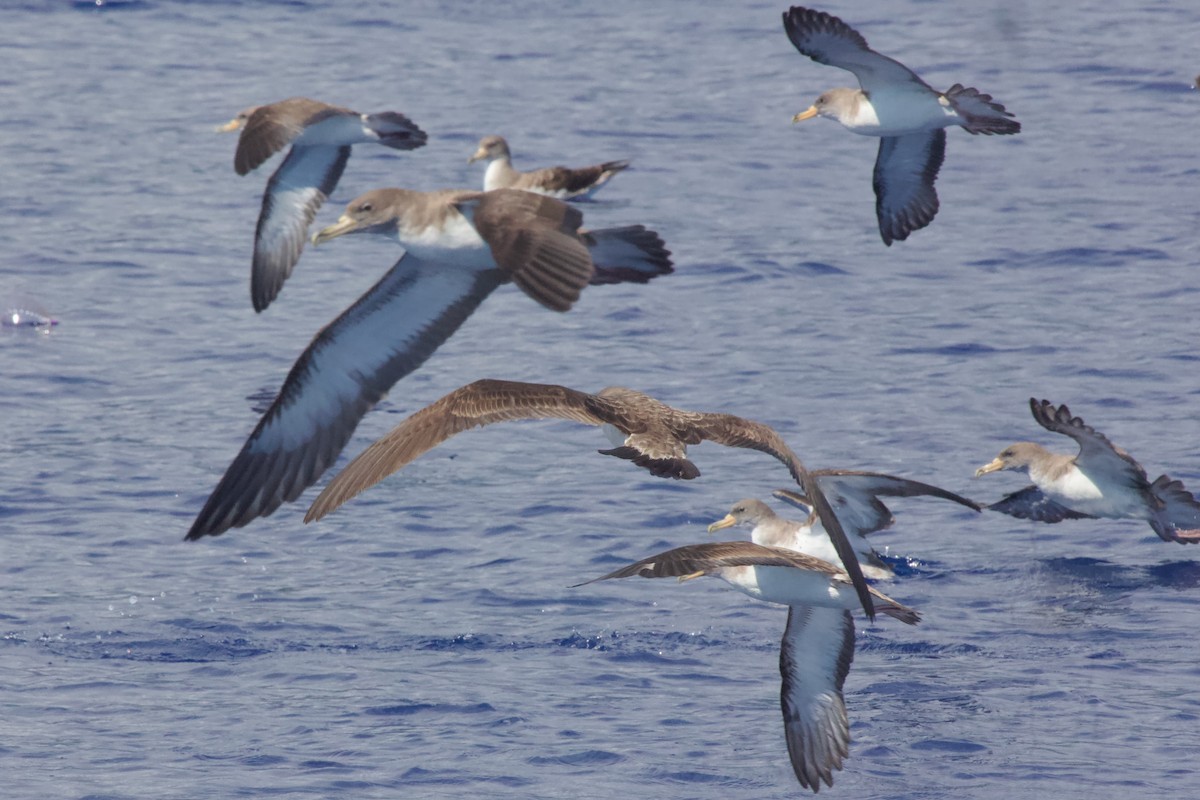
1042;466;1146;519
752;522;887;580
850;89;959;136
397;211;492;267
483;160;512;192
718;565;854;610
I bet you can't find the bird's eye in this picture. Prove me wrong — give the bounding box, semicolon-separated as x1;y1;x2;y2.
358;202;373;213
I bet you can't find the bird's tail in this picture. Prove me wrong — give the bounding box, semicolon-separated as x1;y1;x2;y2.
944;84;1021;135
364;112;429;151
868;585;921;625
1148;474;1200;543
580;225;673;285
599;159;631;177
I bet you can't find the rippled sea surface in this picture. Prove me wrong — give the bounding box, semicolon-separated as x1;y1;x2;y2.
2;1;1199;797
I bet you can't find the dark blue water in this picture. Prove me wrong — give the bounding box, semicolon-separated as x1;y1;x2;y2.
2;1;1199;797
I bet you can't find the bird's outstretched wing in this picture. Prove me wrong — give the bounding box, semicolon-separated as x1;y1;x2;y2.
782;6;930;92
1029;399;1150;493
780;605;854;792
304;380;607;522
251;145;350;311
775;469;980;535
187;256;507;540
873;130;945;246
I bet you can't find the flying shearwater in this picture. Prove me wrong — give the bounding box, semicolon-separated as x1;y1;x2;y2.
219;97;427;311
976;398;1200;543
783;6;1020;245
578;540;920;791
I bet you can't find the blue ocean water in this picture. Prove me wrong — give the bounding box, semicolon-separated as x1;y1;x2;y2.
2;1;1199;797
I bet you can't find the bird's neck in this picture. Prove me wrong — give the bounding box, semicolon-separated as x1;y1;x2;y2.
483;157;518;191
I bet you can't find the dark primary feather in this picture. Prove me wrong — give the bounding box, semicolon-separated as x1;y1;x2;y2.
782;6;870;65
774;469;981;534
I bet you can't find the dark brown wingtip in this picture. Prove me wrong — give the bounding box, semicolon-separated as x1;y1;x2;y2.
878;603;921;626
1030;397;1081;431
782;5;870;59
596;447;700;480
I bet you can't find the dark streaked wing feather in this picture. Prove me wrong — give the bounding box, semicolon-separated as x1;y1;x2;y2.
780;605;853;791
581;226;673;285
782;6;928;90
988;486;1095;523
873;130;945;246
595;444;700;480
517;160;629;196
186;256;505;540
1029;399;1150;491
460;190;593;311
305;380;606;522
692;414;808;484
578;541;842;585
815;470;981;507
251;145;350;312
520;165;603;195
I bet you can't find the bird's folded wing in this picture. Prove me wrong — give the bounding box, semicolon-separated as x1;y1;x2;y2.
458;189;594;311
